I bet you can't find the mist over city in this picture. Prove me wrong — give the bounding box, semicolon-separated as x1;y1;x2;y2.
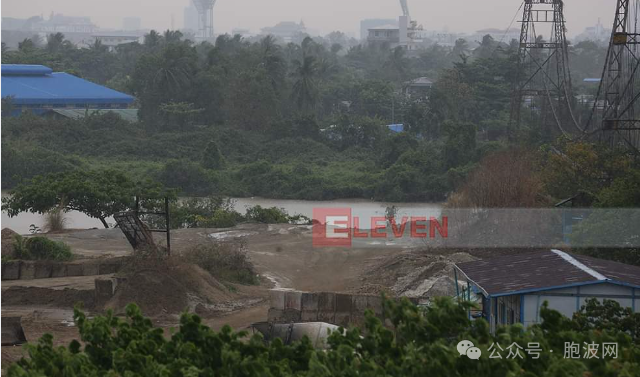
2;0;614;40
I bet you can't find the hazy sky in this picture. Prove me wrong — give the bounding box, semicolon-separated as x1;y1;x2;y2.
2;0;613;37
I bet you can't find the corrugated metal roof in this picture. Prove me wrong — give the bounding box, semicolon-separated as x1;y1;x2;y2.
455;250;640;296
406;77;434;86
573;254;640;288
47;108;139;122
1;64;53;76
1;64;134;106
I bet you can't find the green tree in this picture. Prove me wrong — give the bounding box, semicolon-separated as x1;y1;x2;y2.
202;140;226;169
443;120;477;168
45;32;68;54
2;170;164;228
291;53;319;113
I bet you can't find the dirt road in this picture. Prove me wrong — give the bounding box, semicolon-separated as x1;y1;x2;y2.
2;224;408;365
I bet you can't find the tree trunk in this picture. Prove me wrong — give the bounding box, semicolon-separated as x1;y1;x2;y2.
99;217;109;229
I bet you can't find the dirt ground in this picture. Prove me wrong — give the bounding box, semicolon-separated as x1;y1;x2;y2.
2;223;507;366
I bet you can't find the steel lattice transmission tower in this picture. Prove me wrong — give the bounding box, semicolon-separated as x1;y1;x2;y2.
587;0;640;152
509;0;577;137
193;0;217;40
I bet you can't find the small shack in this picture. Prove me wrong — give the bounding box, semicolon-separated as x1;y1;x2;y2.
454;250;640;332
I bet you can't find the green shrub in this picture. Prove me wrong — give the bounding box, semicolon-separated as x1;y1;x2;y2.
13;236;73;261
153;196;242;229
244;205;292;224
183;241;258;285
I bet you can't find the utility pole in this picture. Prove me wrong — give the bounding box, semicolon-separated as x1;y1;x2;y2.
587;0;640;152
509;0;577;139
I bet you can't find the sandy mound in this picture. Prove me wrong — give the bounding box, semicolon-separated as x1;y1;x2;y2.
358;249;479;300
2;228;19;258
104;258;234;317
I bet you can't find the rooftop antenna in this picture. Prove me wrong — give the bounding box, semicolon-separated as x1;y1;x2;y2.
192;0;217;39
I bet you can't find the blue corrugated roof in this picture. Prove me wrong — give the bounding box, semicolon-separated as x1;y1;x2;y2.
1;64;134;106
2;64;53;76
387;124;404;133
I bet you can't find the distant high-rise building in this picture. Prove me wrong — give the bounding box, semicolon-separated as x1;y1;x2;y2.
183;1;199;32
123;17;141;31
574;18;611;45
360;19;397;40
261;21;307;43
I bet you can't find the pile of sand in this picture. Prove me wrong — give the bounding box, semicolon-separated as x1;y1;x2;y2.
358;250;479;299
104;258;234;317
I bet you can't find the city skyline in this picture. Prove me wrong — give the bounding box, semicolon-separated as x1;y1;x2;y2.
2;0;615;37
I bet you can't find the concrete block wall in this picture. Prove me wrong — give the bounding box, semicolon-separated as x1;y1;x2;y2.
267;289;391;327
1;260;125;281
94;277;120;306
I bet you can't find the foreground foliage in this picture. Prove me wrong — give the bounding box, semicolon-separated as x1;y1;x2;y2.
8;297;640;376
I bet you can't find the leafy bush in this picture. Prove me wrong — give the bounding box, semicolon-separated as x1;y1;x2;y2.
13;236;73;261
155;196;243;229
183;241;258;285
8;297;640;376
245;205;309;224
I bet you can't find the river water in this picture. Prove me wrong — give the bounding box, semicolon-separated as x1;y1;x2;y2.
1;193;442;235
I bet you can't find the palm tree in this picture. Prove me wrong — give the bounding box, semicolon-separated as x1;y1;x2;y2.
46;32;65;53
144;30;163;49
18;38;36;53
384;46;408;81
152;44;195;96
260;35;285;92
451;38;470;61
291;53;318;112
88;39;108;53
163;30;183;45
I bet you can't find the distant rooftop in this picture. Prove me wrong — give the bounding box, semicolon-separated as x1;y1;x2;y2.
1;64;134;106
455;249;640;297
406;77;434;86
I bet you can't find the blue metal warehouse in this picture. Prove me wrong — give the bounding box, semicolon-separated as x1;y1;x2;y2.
1;64;134;116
